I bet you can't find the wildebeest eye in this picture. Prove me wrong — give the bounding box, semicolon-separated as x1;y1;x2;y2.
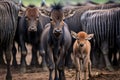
77;40;80;44
50;18;52;21
25;17;29;20
76;37;79;40
36;17;39;21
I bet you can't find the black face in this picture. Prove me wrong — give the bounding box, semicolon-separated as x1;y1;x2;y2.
50;10;64;38
51;22;64;38
25;16;39;32
25;7;39;32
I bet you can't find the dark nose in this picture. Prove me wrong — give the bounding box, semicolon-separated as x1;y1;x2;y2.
28;26;37;31
55;29;61;33
80;44;84;47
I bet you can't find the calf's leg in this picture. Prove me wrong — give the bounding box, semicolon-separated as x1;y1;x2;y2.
88;61;92;78
75;57;81;80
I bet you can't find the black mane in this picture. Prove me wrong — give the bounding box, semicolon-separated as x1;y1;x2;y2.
51;3;63;10
28;4;36;8
86;1;99;5
105;1;116;4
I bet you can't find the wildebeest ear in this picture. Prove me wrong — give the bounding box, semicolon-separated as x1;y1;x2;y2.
86;34;94;40
39;8;51;17
63;8;76;19
71;31;78;39
18;6;26;17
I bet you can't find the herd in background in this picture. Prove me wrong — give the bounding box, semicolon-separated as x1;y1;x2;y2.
0;0;120;80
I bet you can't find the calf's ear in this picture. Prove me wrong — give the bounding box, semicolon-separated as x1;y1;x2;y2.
63;8;76;19
86;34;94;40
71;31;78;39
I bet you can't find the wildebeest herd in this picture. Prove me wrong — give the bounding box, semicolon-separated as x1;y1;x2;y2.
0;0;120;80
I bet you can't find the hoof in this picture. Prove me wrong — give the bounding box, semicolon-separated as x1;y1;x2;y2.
20;67;26;73
30;62;39;68
106;65;114;71
6;75;12;80
54;77;59;80
12;64;19;68
12;60;18;66
42;66;48;72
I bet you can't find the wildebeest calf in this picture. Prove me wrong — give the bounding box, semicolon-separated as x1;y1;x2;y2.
71;31;94;80
14;4;48;72
40;3;76;80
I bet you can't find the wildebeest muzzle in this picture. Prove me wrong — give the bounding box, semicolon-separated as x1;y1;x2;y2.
79;43;84;47
53;28;62;37
28;26;37;31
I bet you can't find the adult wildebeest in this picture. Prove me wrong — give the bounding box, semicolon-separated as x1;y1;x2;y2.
80;8;120;71
14;4;49;72
64;3;120;70
0;0;22;66
65;3;120;33
71;31;94;80
40;3;76;80
0;0;21;80
83;1;99;6
105;1;117;4
41;0;47;7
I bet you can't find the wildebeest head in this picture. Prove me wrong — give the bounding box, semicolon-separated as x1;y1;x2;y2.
20;5;40;32
39;3;76;38
71;31;94;47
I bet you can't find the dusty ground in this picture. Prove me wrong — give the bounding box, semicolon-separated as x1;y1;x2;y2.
0;45;120;80
0;65;120;80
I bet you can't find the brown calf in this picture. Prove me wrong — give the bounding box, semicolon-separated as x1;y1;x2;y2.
71;31;94;80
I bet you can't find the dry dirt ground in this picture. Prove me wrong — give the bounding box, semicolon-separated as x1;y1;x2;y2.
0;45;120;80
0;65;120;80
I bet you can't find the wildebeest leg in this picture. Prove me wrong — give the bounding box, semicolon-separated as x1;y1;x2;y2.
40;53;47;71
54;60;58;80
90;47;98;68
20;36;27;73
112;52;118;66
58;69;65;80
53;53;58;80
53;49;59;80
98;51;105;69
101;42;114;71
108;48;117;66
65;47;73;69
58;48;66;80
12;42;17;67
0;50;5;65
88;61;92;78
49;68;54;80
5;47;12;80
45;52;54;80
20;51;27;73
83;58;89;80
39;48;47;70
75;56;80;80
39;47;47;71
118;52;120;67
83;68;87;80
20;47;27;73
108;49;113;64
47;45;55;80
30;46;39;67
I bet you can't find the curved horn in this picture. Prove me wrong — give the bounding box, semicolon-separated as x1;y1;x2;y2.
19;0;22;4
